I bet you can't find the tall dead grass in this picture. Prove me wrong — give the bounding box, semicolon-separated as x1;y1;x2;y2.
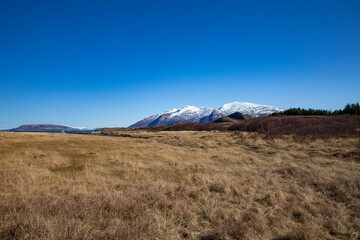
0;131;359;239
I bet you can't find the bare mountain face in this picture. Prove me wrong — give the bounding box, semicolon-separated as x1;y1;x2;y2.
129;102;283;128
9;124;88;132
213;112;252;123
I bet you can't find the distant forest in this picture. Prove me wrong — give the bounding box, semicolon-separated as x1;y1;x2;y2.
273;103;360;116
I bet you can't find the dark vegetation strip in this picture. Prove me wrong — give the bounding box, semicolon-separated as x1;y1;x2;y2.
143;115;360;138
228;115;360;138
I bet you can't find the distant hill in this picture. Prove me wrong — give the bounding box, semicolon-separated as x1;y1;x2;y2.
213;112;251;123
129;102;283;128
8;124;89;132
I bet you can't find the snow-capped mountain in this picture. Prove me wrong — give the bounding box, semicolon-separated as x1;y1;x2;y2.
131;105;214;128
129;102;283;128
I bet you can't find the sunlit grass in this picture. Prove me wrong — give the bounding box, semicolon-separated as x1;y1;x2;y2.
0;131;359;239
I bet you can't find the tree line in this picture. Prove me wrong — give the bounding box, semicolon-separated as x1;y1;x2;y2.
273;102;360;116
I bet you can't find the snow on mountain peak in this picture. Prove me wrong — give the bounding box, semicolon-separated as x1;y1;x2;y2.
164;108;179;114
217;102;281;117
220;102;257;111
183;105;198;110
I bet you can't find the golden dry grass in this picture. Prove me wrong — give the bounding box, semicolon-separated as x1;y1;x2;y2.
0;131;359;239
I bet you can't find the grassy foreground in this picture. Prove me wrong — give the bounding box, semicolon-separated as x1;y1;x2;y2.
0;131;359;239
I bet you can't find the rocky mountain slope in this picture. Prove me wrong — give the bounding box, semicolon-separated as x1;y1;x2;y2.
213;112;252;123
129;102;283;128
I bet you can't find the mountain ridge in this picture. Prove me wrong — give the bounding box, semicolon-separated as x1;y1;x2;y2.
8;124;90;132
129;102;283;128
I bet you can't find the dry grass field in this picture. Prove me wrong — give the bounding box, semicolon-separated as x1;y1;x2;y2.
0;130;359;239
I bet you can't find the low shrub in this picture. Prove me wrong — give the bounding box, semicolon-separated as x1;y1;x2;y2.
143;122;227;132
142;115;360;139
228;115;360;138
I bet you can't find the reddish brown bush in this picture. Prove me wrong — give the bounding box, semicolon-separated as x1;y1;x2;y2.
228;115;360;138
142;115;360;139
144;122;228;132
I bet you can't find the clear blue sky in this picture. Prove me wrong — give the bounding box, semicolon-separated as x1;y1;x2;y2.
1;0;359;129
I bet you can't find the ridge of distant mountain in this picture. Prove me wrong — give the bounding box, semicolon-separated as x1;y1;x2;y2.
129;102;283;128
8;124;90;132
